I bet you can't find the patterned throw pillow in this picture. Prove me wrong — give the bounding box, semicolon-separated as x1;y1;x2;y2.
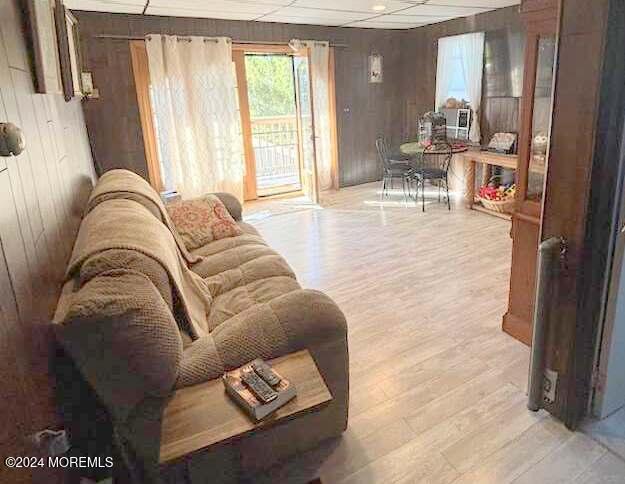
167;194;243;250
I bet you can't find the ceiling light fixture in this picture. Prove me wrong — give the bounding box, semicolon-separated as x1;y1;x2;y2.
372;5;387;12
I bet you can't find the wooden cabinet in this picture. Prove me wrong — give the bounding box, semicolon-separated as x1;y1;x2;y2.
503;0;560;345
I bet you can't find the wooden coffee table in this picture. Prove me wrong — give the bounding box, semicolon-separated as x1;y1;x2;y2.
159;350;332;464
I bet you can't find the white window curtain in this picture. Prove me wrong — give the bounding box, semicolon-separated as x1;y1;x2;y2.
290;39;333;191
145;34;244;200
435;32;485;143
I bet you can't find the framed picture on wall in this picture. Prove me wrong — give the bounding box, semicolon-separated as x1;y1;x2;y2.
368;54;383;83
65;11;84;97
54;1;83;100
25;0;62;94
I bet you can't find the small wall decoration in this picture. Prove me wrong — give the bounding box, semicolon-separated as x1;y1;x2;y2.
54;1;84;101
25;0;62;94
368;54;383;83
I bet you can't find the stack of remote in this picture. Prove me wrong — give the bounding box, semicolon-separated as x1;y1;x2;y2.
223;358;296;421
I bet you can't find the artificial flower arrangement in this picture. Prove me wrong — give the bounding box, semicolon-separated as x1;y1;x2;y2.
478;183;516;201
478;181;516;214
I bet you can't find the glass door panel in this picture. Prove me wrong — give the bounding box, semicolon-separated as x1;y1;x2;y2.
244;54;302;196
526;35;557;203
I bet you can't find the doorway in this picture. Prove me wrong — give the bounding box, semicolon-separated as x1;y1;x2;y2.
234;44;332;204
244;53;302;197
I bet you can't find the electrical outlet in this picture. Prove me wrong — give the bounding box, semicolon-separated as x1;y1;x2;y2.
543;369;558;404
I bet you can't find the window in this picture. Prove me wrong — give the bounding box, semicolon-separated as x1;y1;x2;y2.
435;32;484;110
446;50;468;102
435;32;485;142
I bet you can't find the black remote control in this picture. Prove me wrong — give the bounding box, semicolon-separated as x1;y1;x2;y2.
251;359;282;387
241;369;278;403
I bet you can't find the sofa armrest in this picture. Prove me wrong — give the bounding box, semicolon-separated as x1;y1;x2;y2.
177;289;348;388
54;271;183;422
213;192;242;221
266;289;347;351
177;288;350;450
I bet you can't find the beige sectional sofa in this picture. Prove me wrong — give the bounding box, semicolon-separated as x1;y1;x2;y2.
53;170;348;483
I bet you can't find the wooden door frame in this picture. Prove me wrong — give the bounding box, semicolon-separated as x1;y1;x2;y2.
129;40;163;191
593;124;625;418
567;0;625;425
534;0;617;428
232;50;258;201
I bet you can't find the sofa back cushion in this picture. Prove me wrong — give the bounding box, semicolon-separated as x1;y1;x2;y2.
89;191;164;222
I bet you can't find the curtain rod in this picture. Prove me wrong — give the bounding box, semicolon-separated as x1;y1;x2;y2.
93;34;347;48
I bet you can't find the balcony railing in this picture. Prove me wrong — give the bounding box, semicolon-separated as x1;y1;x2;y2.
251;115;301;191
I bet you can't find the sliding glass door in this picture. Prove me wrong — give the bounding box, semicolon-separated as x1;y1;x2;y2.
234;45;320;203
244;53;302;197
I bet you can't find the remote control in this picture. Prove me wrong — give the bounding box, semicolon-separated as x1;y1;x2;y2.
241;369;278;403
251;359;282;387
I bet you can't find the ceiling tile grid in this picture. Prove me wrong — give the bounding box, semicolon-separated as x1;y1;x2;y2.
67;0;521;29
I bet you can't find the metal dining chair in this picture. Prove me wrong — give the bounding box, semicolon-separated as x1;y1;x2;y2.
410;142;453;212
375;137;414;200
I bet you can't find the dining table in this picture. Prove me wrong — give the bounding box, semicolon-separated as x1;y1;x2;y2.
399;141;469;158
397;140;469;207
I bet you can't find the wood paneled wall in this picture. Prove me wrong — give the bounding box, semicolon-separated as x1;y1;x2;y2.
74;11;406;187
399;6;523;141
0;1;95;481
74;8;523;188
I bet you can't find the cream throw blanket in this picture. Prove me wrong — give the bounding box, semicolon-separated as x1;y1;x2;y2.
87;169;200;265
66;199;211;337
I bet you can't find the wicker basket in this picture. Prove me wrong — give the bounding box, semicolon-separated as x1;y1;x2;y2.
479;197;515;214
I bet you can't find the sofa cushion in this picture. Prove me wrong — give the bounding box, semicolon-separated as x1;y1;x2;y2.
190;223;263;259
167;194;243;250
207;276;301;330
187;219;299;330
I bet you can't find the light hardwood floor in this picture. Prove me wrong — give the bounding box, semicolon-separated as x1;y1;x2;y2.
243;183;625;484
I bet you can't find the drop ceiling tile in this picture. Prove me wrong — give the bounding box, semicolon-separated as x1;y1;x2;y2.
67;0;519;27
382;14;454;24
395;4;492;17
145;6;260;20
147;0;278;15
238;0;293;4
258;16;343;26
428;0;520;8
261;16;330;26
345;20;425;29
258;6;375;23
292;0;415;14
65;0;144;13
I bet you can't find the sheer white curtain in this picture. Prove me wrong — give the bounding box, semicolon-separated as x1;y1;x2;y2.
435;37;456;111
290;39;333;191
145;35;244;200
435;32;485;143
